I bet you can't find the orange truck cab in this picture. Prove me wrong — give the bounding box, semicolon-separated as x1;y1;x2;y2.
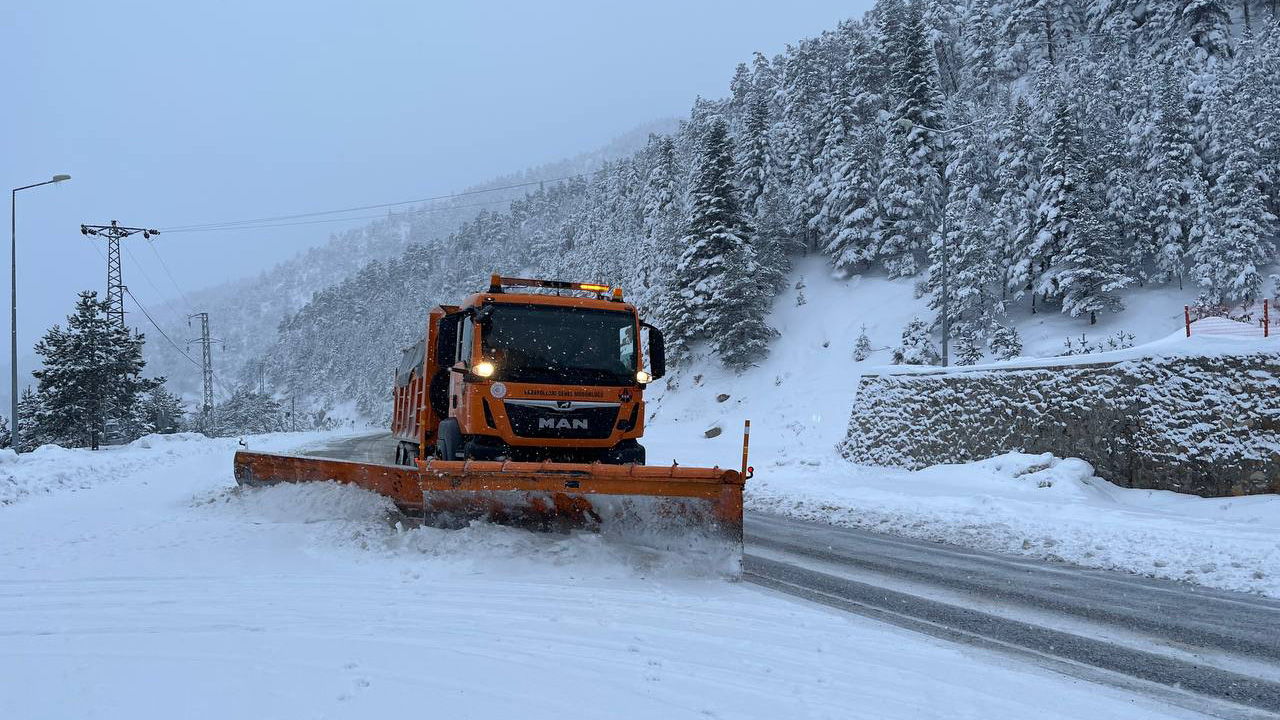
391;275;666;466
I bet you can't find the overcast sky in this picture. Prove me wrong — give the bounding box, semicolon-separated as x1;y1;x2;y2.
3;0;872;368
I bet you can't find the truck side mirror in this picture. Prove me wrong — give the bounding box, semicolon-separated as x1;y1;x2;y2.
644;323;666;380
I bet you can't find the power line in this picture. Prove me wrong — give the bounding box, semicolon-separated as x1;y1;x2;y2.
80;234;106;262
159;195;523;235
125;287;234;404
123;244;186;327
123;286;201;370
158;173;585;233
146;241;195;313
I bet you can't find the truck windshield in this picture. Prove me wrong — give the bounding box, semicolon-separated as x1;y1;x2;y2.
480;304;637;386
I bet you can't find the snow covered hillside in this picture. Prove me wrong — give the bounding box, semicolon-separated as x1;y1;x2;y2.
241;0;1280;419
0;433;1206;719
643;256;1280;596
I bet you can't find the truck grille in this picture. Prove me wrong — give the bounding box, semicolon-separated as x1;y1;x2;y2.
504;401;619;440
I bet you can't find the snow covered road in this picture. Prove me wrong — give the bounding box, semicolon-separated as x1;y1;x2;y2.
746;514;1280;717
313;432;1280;717
0;432;1212;719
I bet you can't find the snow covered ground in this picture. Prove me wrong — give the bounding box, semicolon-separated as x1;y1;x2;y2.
644;256;1280;598
0;432;1201;719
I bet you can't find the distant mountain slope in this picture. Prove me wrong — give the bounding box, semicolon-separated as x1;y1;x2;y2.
143;117;679;397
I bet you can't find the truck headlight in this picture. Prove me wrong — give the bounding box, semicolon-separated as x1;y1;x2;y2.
636;370;652;384
473;361;496;378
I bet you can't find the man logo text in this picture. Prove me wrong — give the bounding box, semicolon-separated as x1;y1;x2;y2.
540;418;588;430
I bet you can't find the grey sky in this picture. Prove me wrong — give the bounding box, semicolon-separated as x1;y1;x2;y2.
4;0;872;360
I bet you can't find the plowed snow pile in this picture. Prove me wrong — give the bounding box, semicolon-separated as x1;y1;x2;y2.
0;433;1192;719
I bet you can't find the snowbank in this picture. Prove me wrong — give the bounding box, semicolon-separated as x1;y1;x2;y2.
748;452;1280;597
0;430;357;507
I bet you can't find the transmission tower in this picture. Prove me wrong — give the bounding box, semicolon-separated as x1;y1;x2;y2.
80;221;160;327
187;312;216;419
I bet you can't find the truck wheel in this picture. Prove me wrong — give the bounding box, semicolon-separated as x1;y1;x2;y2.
436;418;463;460
396;441;419;466
605;439;645;465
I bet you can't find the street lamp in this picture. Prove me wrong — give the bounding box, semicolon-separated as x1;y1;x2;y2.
11;174;71;448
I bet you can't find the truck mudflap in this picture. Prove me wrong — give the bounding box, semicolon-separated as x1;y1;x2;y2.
232;452;745;543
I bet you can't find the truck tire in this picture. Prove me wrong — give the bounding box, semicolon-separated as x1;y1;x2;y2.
396;441;419;466
436;418;463;460
605;439;645;465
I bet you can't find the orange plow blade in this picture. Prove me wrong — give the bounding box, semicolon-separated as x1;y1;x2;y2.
233;452;745;542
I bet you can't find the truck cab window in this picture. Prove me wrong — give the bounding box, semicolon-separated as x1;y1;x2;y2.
619;325;636;369
458;317;473;365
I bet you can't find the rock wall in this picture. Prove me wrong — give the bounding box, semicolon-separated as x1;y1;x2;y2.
839;353;1280;497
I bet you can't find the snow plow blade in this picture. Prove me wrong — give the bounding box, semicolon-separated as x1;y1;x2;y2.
233;452;745;543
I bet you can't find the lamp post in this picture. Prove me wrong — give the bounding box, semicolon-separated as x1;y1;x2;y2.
893;118;980;367
11;174;71;448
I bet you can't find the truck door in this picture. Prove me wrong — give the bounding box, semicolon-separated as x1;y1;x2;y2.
431;313;462;420
450;314;474;414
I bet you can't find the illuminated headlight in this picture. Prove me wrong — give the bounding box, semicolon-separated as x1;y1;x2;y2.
636;370;652;384
473;361;496;378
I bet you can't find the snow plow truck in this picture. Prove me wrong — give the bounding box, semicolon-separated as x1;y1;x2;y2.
233;275;749;542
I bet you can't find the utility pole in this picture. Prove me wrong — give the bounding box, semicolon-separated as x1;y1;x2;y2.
939;171;951;368
187;312;215;424
80;221;160;328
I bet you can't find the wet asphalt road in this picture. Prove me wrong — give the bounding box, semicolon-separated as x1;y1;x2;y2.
299;433;1280;718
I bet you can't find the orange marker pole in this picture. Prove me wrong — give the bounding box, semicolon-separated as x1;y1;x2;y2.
740;419;751;480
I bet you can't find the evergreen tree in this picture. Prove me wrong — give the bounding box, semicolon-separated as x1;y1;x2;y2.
821;130;881;274
1051;191;1130;323
142;386;186;434
1181;0;1234;65
963;0;1002;99
1147;68;1205;286
877;0;944;278
32;291;161;449
671;119;776;370
1030;97;1085;310
1195;98;1277;303
891;316;940;365
988;323;1023;360
956;330;984;365
853;325;873;361
637;135;684;305
0;415;9;450
736;53;774;217
15;387;51;452
210;387;283;437
993;97;1042;305
929;128;1002;346
748;70;793;298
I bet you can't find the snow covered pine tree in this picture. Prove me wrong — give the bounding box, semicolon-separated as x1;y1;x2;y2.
31;291;162;449
671;118;775;370
892;316;940;365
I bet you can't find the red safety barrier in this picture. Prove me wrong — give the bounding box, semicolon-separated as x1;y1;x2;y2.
1185;299;1274;338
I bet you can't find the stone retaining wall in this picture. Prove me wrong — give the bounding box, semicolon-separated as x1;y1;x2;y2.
839;353;1280;496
